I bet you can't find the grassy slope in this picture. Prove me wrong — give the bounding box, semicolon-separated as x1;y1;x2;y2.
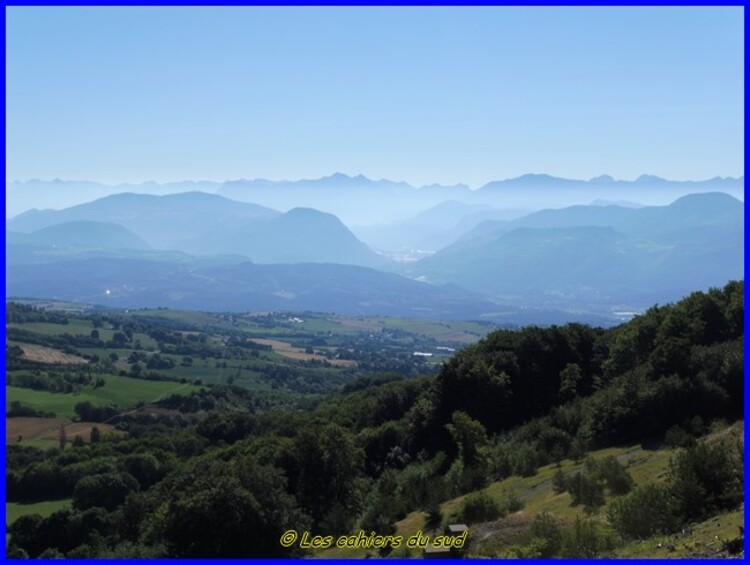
319;421;742;558
6;499;71;527
614;510;743;558
123;309;225;326
7;375;201;419
127;309;493;345
9;321;158;349
9;320;95;336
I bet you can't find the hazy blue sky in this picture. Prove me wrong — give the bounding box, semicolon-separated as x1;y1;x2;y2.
6;6;744;187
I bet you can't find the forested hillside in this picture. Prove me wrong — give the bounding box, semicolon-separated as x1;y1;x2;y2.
5;282;743;558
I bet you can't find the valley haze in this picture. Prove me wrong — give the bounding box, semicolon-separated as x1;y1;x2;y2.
5;173;743;327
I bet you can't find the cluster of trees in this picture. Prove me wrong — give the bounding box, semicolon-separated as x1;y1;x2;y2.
552;456;633;513
8;369;95;394
7;426;195;506
7;401;55;419
607;437;743;540
454;490;523;525
74;402;119;423
6;326;120;355
507;513;617;558
6;303;71;325
157;391;217;413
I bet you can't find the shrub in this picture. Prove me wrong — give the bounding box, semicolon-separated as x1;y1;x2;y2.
424;503;443;531
73;472;140;511
667;439;743;522
552;469;567;494
597;456;634;495
560;516;615;557
665;425;696;448
457;490;503;524
525;512;562;557
607;483;677;540
512;444;540;477
502;493;524;513
566;472;604;513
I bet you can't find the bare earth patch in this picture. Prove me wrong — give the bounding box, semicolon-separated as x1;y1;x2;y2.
249;338;356;367
6;417;66;443
40;422;124;443
20;344;88;365
471;512;534;545
6;417;124;444
122;405;190;418
438;331;482;344
331;317;383;331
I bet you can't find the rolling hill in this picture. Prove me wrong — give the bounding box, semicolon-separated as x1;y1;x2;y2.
6;221;151;251
7;193;386;267
410;193;743;307
176;207;387;267
7;192;280;249
6;257;497;319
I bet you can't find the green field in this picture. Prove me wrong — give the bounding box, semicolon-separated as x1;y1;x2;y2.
614;509;743;558
10;320;95;336
373;317;493;343
125;309;495;346
76;346;140;359
9;300;92;313
160;362;264;387
126;309;232;327
297;315;494;344
9;321;158;350
7;375;202;418
6;499;71;526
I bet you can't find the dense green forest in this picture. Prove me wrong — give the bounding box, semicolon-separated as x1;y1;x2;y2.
5;282;744;558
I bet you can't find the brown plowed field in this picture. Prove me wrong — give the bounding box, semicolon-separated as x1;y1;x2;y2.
6;417;122;444
20;344;88;365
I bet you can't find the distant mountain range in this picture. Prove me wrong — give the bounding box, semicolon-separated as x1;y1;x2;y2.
217;173;472;225
5;179;221;218
8;172;742;224
467;173;744;209
5;182;743;324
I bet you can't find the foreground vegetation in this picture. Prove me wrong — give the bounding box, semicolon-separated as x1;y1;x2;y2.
5;282;744;558
342;420;740;559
